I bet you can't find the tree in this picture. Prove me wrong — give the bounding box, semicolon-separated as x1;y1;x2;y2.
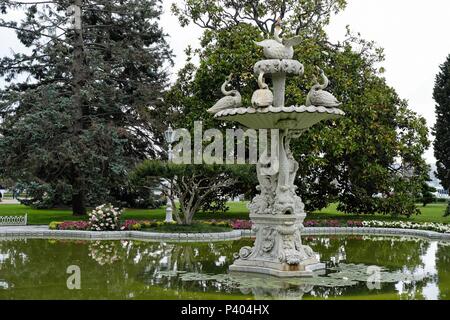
420;182;436;207
0;0;172;215
433;54;450;191
445;202;450;218
167;1;430;217
132;160;255;225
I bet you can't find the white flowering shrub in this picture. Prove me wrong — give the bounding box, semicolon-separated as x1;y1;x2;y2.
362;220;450;234
89;204;122;231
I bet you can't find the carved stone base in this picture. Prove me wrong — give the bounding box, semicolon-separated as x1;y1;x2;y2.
230;214;325;278
229;260;325;278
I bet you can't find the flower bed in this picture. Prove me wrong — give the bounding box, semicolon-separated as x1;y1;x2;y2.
49;221;90;230
304;220;364;228
230;219;253;230
361;220;450;234
303;219;450;234
47;218;450;234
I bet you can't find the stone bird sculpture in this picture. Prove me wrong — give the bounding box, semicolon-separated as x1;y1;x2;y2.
251;72;273;108
207;74;242;114
306;68;341;107
255;19;302;60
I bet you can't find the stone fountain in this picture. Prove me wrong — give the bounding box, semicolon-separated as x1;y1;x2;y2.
211;21;345;277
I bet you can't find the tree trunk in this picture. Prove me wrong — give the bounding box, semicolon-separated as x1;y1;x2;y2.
71;0;88;216
72;176;86;216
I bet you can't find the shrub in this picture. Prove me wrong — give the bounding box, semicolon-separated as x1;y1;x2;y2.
49;221;63;230
445;202;450;218
49;221;90;230
89;204;122;231
130;223;142;231
121;220;142;231
347;220;364;228
230;219;252;230
58;221;90;231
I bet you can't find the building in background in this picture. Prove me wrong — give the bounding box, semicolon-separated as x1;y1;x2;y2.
429;164;450;200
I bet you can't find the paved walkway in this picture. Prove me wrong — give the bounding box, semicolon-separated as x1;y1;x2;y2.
0;199;20;204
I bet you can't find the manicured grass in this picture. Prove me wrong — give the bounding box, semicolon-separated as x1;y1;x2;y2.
0;203;249;225
311;202;450;224
0;201;448;225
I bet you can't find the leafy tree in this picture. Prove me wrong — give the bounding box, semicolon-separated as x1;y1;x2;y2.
0;0;172;215
132;160;255;225
433;54;450;191
167;1;430;217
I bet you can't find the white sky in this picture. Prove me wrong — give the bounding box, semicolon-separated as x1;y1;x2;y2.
2;0;450;164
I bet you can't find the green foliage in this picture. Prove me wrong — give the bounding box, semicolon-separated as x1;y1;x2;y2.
0;0;173;215
48;221;63;230
15;181;72;209
132;160;255;224
420;182;437;207
445;202;450;218
171;0;347;37
433;54;450;191
109;182;166;210
168;2;430;217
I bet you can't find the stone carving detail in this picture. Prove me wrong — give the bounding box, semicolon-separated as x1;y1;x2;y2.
254;59;304;76
252;72;273;108
306;67;341;107
261;227;277;253
254;19;302;60
249;129;306;217
207;74;242;114
239;247;253;260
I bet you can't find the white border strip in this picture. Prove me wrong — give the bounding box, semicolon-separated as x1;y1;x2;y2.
0;227;243;242
0;227;449;242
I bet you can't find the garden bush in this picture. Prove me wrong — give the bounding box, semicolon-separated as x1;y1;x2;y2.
445;202;450;217
89;204;122;231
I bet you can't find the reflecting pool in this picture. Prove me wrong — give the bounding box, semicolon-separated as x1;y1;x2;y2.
0;236;449;300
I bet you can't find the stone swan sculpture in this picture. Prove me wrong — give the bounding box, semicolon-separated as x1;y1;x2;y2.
207;74;242;114
254;19;302;59
305;68;341;107
251;72;273;108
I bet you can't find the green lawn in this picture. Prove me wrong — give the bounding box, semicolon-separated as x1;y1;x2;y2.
0;201;448;225
0;202;250;225
311;202;450;224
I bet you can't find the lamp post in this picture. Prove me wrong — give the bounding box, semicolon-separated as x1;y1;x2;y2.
164;125;175;223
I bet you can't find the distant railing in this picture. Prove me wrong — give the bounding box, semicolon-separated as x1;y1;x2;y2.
0;214;28;226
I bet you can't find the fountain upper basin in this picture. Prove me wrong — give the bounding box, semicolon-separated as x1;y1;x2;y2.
214;105;345;130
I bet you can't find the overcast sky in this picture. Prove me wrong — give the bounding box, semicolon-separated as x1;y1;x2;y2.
2;0;450;164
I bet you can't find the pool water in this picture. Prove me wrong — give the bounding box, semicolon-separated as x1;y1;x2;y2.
0;236;449;300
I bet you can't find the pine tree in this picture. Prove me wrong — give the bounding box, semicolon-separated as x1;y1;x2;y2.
0;0;172;215
433;55;450;191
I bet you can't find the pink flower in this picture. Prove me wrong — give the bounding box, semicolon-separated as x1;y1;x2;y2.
230;220;253;230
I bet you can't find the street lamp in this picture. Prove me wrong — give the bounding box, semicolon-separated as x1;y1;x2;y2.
164;125;175;223
164;124;175;162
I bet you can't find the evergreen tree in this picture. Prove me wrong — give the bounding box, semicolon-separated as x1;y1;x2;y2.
0;0;172;215
433;54;450;191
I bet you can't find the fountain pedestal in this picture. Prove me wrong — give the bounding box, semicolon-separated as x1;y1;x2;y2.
230;214;325;277
216;106;344;277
